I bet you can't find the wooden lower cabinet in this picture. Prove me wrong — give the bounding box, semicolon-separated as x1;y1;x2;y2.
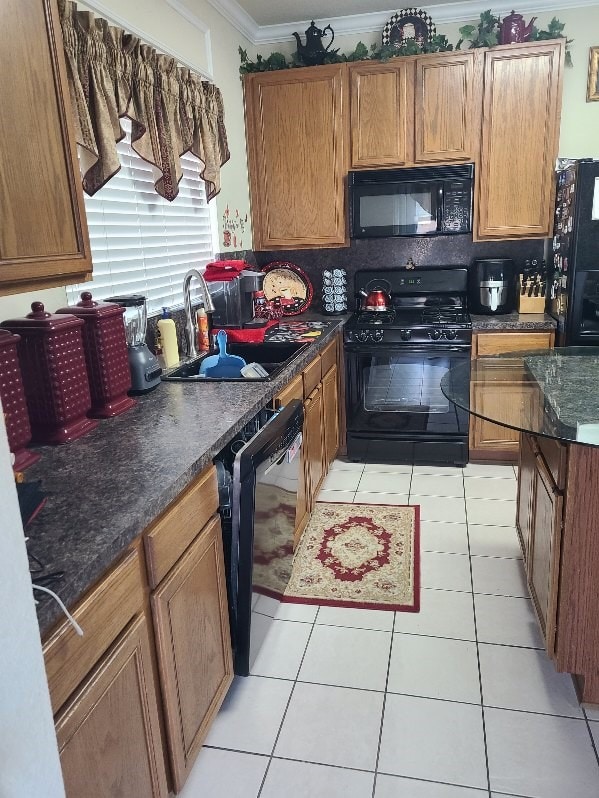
151;515;233;792
321;364;340;472
304;385;325;508
528;453;563;656
469;331;554;461
274;339;342;547
516;431;536;559
55;614;168;798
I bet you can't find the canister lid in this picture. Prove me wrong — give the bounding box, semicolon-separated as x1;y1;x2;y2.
56;291;126;320
0;328;20;348
105;294;146;307
1;302;84;332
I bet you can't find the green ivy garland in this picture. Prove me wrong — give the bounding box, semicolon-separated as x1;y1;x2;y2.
239;11;572;75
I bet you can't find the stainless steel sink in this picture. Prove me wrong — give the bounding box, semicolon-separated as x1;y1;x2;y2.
161;341;311;382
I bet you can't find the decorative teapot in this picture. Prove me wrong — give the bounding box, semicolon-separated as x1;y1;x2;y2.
293;20;337;66
499;10;537;44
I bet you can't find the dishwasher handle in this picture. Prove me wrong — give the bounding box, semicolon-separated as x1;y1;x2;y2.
264;431;302;476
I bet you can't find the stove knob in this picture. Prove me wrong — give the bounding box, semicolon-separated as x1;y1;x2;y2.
357;330;369;343
373;330;384;342
400;329;411;341
445;329;457;340
429;329;441;340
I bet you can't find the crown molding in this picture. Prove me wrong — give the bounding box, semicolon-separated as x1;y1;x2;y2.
206;0;599;45
203;0;259;43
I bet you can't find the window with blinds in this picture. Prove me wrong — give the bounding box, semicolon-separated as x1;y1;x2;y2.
66;120;217;314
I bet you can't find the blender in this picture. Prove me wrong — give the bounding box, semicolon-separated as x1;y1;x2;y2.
106;295;162;393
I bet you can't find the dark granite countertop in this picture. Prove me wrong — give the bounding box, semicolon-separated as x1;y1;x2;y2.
471;312;556;331
442;347;599;447
524;352;599;436
28;315;346;637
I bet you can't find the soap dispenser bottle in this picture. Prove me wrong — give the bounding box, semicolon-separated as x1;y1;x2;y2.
157;307;179;367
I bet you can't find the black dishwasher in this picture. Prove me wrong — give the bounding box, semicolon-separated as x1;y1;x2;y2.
216;400;304;676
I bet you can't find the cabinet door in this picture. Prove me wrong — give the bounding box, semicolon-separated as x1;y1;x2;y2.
322;364;340;471
415;52;480;164
0;0;91;293
517;433;536;559
349;61;414;167
477;41;564;239
152;515;233;791
304;386;325;508
469;383;521;457
470;332;553;460
244;66;348;250
55;614;168;798
528;454;563;655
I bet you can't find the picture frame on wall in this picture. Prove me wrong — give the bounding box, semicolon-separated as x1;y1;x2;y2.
587;46;599;102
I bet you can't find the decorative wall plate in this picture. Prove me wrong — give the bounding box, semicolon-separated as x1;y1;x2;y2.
261;262;313;316
382;8;436;49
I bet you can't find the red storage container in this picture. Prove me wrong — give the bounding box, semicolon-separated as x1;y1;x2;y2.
56;292;136;418
2;302;98;444
0;329;40;469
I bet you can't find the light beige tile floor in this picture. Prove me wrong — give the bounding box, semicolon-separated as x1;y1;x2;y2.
180;460;599;798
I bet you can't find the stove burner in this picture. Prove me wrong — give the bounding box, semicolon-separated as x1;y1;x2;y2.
420;308;469;325
356;310;396;325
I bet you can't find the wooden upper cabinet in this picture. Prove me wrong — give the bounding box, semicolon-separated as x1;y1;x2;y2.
244;65;348;250
415;51;480;164
476;41;564;240
349;60;414;167
0;0;91;294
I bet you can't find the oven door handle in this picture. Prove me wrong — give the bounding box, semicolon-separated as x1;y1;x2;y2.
344;343;471;355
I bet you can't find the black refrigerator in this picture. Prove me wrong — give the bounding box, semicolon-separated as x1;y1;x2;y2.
551;159;599;346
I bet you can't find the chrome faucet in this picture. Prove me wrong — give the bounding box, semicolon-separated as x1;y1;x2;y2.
183;268;215;359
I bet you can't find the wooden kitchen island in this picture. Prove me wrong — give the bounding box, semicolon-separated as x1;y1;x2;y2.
443;348;599;704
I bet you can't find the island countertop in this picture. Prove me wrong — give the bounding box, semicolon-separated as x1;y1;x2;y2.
26;316;345;637
441;347;599;447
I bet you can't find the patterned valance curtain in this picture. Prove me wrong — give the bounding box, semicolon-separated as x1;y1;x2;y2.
58;0;229;201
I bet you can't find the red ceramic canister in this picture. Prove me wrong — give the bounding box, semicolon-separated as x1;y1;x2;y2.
56;292;136;418
0;329;40;469
2;302;98;444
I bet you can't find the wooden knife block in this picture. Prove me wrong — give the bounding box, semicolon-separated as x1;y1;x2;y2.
517;282;547;313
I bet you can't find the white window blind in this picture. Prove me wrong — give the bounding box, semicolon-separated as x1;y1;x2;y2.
67;120;216;314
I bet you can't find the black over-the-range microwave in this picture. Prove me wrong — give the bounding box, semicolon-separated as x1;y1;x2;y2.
349;163;474;239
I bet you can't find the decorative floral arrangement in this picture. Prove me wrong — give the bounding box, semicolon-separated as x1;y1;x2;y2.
457;12;572;64
239;10;571;75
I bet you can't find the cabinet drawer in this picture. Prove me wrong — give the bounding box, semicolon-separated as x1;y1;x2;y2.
320;338;338;375
303;355;322;398
474;332;553;357
44;547;144;714
535;435;567;491
274;373;303;408
144;465;218;588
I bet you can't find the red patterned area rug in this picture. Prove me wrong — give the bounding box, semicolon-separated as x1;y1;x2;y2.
282;502;420;612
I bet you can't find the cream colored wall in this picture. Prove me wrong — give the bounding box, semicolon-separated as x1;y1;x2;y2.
0;0;253;319
255;6;599;159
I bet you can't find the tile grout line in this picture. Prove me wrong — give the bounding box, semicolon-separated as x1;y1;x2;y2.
255;603;321;798
371;590;400;798
464;467;494;798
